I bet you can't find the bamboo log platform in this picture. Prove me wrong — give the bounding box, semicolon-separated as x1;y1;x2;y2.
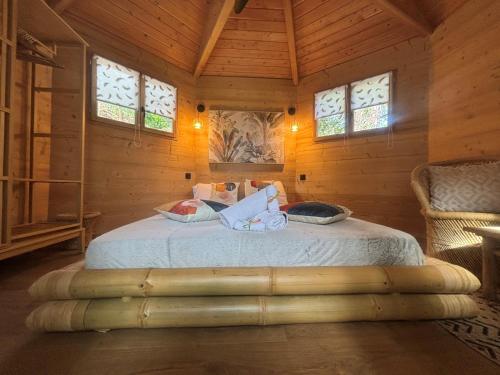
29;258;480;301
26;294;478;332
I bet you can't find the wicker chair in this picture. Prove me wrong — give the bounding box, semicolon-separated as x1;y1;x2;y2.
411;159;500;277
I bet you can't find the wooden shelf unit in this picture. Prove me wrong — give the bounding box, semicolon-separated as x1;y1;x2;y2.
0;0;88;260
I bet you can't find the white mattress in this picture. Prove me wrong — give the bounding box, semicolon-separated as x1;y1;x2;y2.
85;215;424;269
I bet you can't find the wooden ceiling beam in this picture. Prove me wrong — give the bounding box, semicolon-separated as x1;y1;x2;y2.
194;0;235;78
283;0;299;85
48;0;77;14
374;0;433;36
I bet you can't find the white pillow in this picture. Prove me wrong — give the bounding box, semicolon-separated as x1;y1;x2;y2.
192;183;212;200
193;182;239;206
244;179;288;206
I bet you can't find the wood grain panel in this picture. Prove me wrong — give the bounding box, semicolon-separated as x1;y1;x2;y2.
204;0;291;79
56;0;462;80
295;37;430;244
65;0;207;73
428;0;500;162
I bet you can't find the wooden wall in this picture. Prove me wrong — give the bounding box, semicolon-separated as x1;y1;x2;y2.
66;16;301;235
68;14;432;241
195;76;297;201
295;38;430;244
67;17;198;235
428;0;500;161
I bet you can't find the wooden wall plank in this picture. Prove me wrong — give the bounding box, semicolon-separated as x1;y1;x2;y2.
428;0;500;161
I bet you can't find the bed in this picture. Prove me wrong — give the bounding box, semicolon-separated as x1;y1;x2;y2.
26;215;481;332
85;214;424;269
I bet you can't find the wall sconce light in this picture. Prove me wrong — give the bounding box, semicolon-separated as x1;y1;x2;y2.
194;103;205;129
288;106;299;133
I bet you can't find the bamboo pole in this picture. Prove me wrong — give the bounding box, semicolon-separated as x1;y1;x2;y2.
26;294;478;332
29;261;481;301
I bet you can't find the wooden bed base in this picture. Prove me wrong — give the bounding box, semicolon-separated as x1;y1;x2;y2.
26;294;478;332
26;258;481;332
29;258;480;301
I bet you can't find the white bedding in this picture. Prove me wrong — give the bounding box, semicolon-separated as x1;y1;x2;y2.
85;215;424;269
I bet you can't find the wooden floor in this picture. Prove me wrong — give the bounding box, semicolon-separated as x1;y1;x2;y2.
0;248;498;375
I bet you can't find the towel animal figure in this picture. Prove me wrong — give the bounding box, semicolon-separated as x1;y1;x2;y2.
219;185;288;232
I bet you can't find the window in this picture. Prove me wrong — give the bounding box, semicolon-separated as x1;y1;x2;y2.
314;85;347;137
144;75;176;133
94;56;139;125
314;71;392;139
351;73;391;132
92;55;176;136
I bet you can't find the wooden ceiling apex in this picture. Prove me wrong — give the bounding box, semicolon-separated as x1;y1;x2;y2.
374;0;433;35
194;0;235;78
49;0;461;80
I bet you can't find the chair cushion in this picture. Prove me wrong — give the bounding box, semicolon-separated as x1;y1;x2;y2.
428;161;500;213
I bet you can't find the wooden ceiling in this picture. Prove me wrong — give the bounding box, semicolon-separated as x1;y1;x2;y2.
49;0;469;83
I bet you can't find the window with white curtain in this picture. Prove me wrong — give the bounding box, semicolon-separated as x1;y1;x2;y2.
92;55;177;136
144;75;176;134
314;85;347;137
351;72;391;132
314;71;392;139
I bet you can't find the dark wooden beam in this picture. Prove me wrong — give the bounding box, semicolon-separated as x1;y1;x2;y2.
194;0;235;78
283;0;298;85
374;0;433;35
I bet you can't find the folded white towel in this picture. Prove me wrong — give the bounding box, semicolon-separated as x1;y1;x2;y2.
219;185;287;231
233;210;288;232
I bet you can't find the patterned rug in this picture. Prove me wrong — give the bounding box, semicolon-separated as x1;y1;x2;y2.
437;293;500;366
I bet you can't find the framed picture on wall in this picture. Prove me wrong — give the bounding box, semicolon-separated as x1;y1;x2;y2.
208;109;285;164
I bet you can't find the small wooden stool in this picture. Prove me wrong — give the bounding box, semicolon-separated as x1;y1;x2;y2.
464;226;500;300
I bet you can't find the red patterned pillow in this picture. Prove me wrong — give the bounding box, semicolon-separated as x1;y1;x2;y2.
155;199;228;223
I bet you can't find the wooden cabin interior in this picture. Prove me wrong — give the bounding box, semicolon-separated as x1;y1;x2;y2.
0;0;499;373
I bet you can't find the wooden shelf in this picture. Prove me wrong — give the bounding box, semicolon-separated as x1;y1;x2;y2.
11;222;80;241
34;87;81;94
12;178;81;184
0;0;87;260
0;227;83;261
